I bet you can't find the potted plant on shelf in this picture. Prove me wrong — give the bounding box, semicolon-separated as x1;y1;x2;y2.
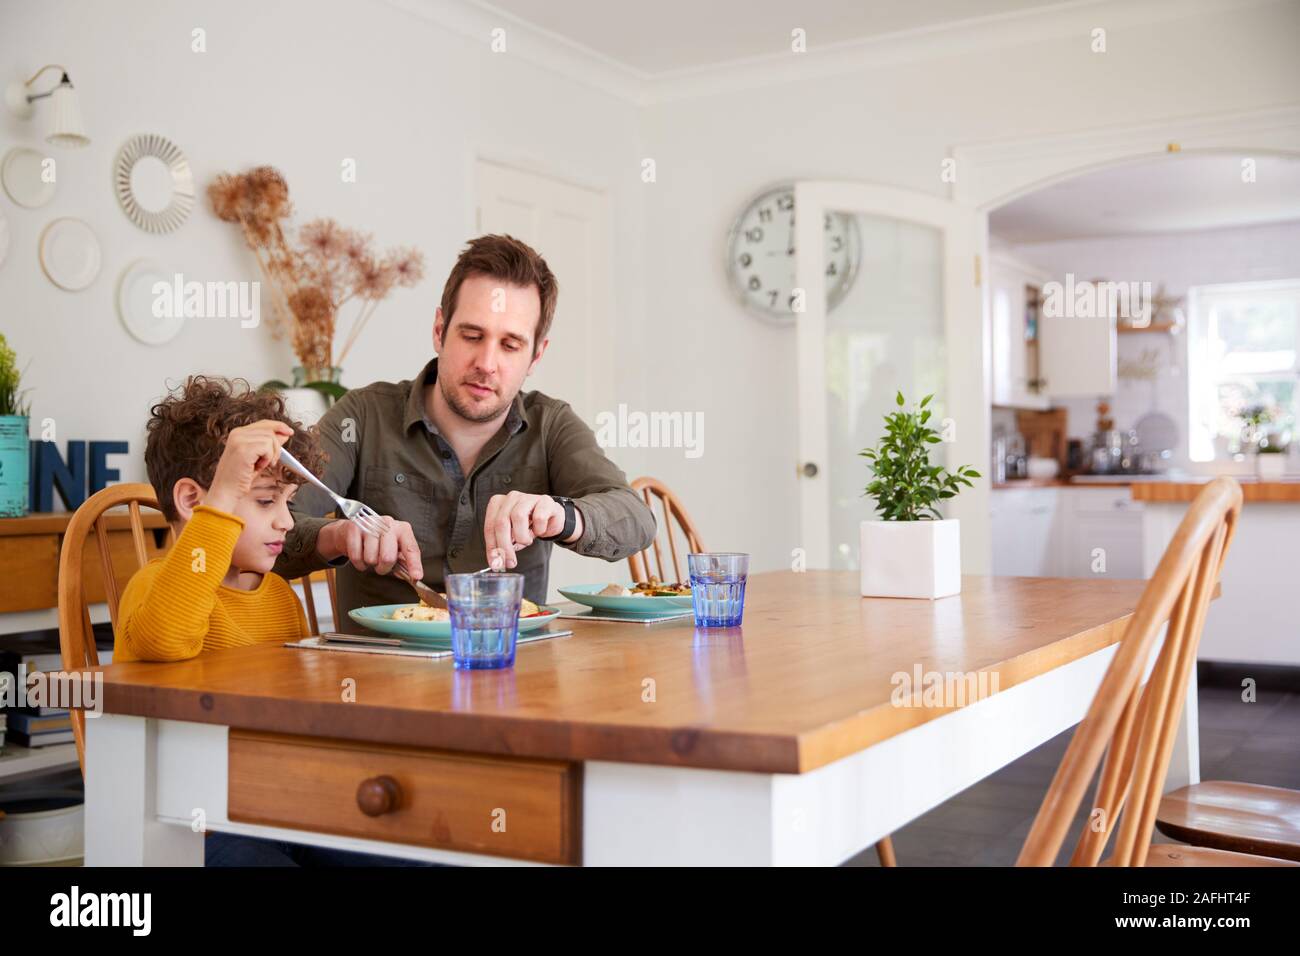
859;392;980;599
208;166;424;425
1255;433;1289;479
0;333;32;518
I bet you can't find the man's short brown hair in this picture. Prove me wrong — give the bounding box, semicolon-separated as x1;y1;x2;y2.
439;234;558;353
144;376;325;521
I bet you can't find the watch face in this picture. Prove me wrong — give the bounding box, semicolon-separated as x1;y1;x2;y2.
726;185;861;322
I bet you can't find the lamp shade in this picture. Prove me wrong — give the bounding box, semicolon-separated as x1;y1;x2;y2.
46;79;88;148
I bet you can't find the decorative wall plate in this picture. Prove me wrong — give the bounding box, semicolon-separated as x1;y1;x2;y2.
113;133;194;233
1;147;56;208
117;259;184;345
39;217;101;291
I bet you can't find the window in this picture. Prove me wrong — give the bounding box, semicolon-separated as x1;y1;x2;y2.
1187;280;1299;462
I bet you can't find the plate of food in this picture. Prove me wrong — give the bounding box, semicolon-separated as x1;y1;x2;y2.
557;581;695;616
348;598;560;646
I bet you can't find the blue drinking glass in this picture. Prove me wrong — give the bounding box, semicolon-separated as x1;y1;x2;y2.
446;572;524;670
687;553;750;627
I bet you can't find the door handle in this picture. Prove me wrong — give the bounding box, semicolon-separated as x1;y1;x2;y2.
799;462;819;478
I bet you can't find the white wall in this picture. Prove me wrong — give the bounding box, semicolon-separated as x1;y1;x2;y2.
637;0;1300;574
1002;219;1300;466
0;0;647;630
4;0;1300;633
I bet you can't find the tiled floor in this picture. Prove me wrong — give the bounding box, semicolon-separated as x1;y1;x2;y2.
847;682;1300;866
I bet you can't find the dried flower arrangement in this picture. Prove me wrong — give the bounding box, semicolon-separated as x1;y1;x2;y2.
208;166;424;380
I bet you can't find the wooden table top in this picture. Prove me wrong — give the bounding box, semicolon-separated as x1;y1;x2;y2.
87;572;1146;774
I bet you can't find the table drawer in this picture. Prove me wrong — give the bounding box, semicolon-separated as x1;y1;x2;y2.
227;730;581;864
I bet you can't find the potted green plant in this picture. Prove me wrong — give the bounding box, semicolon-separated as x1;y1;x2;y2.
858;392;980;599
0;333;32;518
1256;434;1289;479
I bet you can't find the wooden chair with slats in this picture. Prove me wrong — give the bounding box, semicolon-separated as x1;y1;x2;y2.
57;484;174;775
57;483;336;776
1154;780;1300;862
627;477;705;585
1017;477;1296;867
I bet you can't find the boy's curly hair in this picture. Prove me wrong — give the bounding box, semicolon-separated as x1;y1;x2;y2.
145;376;326;521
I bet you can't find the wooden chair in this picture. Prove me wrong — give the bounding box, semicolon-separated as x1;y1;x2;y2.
627;477;706;584
57;483;336;775
1155;781;1300;862
57;484;175;775
1016;477;1295;866
297;567;339;635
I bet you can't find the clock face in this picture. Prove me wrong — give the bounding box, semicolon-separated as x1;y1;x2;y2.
726;185;861;321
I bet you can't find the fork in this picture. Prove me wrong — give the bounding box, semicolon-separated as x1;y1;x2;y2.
277;448;447;608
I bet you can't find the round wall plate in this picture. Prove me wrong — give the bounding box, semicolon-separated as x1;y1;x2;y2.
39;217;101;291
117;259;184;345
1;147;56;208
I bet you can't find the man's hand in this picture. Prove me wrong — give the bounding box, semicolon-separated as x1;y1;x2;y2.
317;516;424;579
483;492;583;569
204;420;295;515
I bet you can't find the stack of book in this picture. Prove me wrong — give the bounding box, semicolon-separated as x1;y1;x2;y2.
0;623;114;753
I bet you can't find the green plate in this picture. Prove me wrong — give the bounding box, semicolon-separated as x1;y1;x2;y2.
348;604;561;647
557;584;694;616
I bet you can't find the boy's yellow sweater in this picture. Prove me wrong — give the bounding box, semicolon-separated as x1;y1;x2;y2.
114;505;309;662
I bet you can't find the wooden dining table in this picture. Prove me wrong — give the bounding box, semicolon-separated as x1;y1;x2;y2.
80;570;1190;866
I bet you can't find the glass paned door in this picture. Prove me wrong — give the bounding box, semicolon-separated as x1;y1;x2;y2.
794;182;985;572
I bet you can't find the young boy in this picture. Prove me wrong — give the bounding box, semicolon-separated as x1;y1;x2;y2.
119;377;430;867
115;376;325;663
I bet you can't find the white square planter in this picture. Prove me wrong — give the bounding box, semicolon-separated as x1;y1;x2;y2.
860;519;961;599
1255;454;1286;479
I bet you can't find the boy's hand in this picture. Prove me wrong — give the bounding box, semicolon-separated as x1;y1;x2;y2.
203;420;295;515
317;517;424;579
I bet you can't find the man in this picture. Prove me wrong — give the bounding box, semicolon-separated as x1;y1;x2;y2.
275;234;656;628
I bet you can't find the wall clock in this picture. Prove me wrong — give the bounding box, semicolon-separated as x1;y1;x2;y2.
726;183;860;322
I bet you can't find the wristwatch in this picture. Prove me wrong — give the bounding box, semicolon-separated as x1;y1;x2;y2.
540;495;577;542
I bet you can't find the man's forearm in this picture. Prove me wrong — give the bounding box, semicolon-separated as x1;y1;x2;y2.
274;514;341;579
563;487;656;562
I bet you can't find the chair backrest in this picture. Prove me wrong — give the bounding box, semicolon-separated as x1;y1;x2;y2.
1017;477;1243;867
57;484;174;773
627;476;706;584
57;483;337;774
297;568;339;634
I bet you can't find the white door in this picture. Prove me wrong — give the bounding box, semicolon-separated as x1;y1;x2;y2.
476;160;620;601
794;182;987;572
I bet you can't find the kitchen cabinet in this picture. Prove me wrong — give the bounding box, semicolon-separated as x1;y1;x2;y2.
1060;488;1145;579
991;486;1144;579
989;487;1061;576
989;254;1117;407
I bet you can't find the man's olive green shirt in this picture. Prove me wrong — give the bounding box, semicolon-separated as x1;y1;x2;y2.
274;358;655;630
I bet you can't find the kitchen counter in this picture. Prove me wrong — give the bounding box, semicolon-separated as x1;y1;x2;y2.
1131;479;1300;503
991;476;1145;490
1135;479;1300;666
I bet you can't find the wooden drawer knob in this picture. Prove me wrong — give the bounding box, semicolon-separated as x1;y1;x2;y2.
356;775;401;816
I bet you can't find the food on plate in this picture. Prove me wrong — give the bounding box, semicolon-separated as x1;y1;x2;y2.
390;597;550;621
596;580;691;597
629;579;691;597
391;603;451;622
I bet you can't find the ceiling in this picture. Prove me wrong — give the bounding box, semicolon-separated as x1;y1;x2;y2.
470;0;1077;75
990;154;1300;243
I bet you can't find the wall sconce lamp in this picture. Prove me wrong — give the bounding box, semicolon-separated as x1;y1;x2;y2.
5;64;90;148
